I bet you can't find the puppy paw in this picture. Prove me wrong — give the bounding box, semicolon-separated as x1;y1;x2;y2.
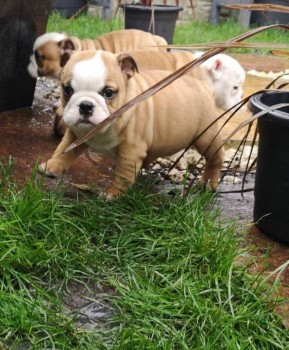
199;177;219;192
38;160;66;178
99;186;122;201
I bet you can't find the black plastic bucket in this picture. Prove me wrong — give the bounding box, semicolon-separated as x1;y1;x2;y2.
51;0;88;18
250;0;289;26
0;0;50;112
249;91;289;244
120;4;183;44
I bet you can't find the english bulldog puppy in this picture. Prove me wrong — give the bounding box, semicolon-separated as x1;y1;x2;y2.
53;49;246;136
39;50;224;199
127;50;246;111
27;29;167;79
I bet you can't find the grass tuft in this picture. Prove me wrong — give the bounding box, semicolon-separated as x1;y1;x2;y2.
173;19;289;53
47;11;123;38
0;162;288;348
47;13;289;54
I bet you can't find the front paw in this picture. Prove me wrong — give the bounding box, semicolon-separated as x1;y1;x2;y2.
199;177;219;192
100;186;122;201
38;159;67;178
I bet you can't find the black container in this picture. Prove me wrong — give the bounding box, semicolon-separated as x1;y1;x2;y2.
51;0;88;18
0;0;50;112
249;91;289;244
250;0;289;26
120;4;183;44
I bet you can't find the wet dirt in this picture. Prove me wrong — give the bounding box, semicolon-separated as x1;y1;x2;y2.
0;87;114;191
1;53;289;328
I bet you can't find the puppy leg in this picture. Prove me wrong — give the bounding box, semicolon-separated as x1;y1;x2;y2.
103;143;147;199
53;102;67;137
194;130;224;191
39;129;87;177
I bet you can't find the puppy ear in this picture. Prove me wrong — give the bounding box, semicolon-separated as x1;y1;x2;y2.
58;38;75;51
207;58;223;80
60;52;71;67
59;38;77;67
117;54;138;79
213;59;223;71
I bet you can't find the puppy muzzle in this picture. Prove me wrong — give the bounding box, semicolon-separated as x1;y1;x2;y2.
63;91;110;132
79;101;95;117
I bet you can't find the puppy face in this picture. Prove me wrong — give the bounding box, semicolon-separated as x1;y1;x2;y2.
27;32;67;79
204;54;246;111
60;50;133;136
61;51;110;134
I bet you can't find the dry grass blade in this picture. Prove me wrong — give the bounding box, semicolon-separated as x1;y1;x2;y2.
261;74;289;96
264;73;289;89
219;187;255;194
265;73;289;89
277;82;289;89
240;122;258;195
223;101;289;146
219;98;289;192
225;4;289;14
271;49;289;58
184;96;254;195
219;120;257;196
185;88;289;195
64;24;289;153
168;42;289;49
170;97;248;174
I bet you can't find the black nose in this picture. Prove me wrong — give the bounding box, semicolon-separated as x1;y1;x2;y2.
79;101;94;117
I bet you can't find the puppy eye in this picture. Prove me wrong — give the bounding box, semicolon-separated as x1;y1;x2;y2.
233;86;239;90
63;85;74;96
35;51;44;63
102;87;116;100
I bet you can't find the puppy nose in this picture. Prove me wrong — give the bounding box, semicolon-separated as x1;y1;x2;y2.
79;101;94;117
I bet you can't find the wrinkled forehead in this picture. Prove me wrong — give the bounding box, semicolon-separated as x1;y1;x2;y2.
222;64;246;85
72;51;107;91
232;68;246;84
225;59;246;81
62;51;120;92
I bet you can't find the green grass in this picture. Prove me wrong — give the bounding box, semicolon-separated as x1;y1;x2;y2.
174;20;289;53
47;12;289;53
47;11;123;38
0;161;289;349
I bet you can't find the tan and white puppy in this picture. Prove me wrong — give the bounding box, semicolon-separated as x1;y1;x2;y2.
27;29;167;79
127;50;246;111
53;50;246;136
39;50;224;199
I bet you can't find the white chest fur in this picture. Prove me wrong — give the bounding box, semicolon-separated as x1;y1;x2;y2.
72;124;119;159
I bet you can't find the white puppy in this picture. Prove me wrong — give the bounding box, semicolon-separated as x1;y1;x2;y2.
195;52;246;111
127;50;246;111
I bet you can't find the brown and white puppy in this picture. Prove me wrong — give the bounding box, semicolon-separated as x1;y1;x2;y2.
27;29;167;79
127;50;246;111
54;49;245;136
39;50;224;199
